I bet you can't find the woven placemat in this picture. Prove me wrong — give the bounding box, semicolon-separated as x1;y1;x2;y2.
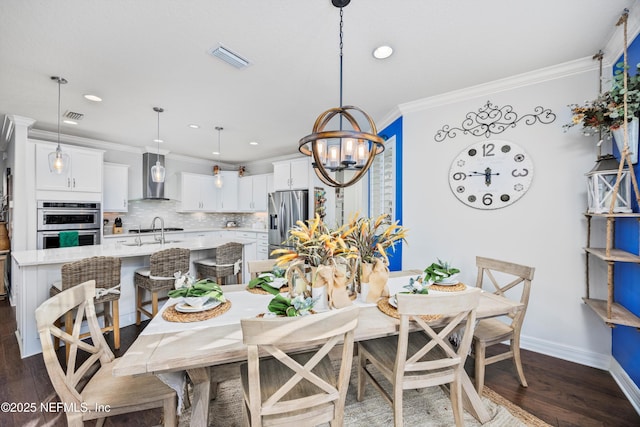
246;285;289;295
162;300;232;323
429;282;467;292
377;297;442;321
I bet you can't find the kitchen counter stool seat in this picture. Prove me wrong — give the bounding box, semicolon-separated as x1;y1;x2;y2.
135;247;190;324
195;242;242;284
50;256;122;360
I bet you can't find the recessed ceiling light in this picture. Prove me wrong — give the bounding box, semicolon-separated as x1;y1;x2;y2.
188;124;200;129
249;141;259;146
83;94;102;102
63;119;78;125
153;139;163;143
373;45;393;59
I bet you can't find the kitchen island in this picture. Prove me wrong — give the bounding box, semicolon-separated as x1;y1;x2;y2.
11;237;255;358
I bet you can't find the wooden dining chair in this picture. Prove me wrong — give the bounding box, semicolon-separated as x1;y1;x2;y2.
36;280;177;427
239;305;359;427
247;259;277;280
51;256;122;360
471;256;535;394
195;242;243;284
135;247;190;324
357;289;481;427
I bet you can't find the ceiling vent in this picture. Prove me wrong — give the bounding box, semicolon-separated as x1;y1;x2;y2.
208;45;250;69
63;110;84;121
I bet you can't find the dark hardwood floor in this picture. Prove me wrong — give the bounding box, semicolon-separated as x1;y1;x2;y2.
1;297;638;426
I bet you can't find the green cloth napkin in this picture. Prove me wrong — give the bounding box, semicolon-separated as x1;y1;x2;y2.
59;231;79;247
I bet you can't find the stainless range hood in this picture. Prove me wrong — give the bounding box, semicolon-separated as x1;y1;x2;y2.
142;152;169;200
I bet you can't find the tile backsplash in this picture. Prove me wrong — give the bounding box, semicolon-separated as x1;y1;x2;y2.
103;199;267;233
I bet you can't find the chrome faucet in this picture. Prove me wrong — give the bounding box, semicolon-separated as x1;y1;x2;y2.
135;224;142;246
151;216;165;244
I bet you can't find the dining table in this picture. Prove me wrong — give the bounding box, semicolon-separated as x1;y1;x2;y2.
113;270;524;426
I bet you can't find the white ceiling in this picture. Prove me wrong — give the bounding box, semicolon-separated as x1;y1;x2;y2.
0;0;637;164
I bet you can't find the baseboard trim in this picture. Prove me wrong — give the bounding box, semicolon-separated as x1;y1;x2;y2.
610;358;640;415
520;335;610;370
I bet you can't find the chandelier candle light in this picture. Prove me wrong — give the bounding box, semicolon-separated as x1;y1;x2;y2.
151;107;166;183
48;76;70;174
298;0;385;188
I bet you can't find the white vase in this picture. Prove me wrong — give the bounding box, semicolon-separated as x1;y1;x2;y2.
311;286;328;311
611;118;639;164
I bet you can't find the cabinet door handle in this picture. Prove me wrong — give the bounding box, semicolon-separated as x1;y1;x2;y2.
73;178;76;188
123;200;127;208
67;178;71;188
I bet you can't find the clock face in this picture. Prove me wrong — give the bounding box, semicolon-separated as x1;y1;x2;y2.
449;140;533;210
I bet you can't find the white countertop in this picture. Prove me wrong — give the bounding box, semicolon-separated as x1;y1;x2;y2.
102;226;267;239
12;238;255;267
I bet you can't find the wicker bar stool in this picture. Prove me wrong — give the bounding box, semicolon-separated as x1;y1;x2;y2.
134;247;190;324
50;256;122;359
194;242;243;284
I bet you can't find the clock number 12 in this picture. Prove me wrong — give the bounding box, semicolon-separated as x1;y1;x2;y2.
482;143;495;157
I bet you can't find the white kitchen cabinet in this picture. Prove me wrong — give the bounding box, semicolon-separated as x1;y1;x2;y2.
103;163;129;212
256;232;269;260
34;141;103;193
177;172;217;212
239;174;269;211
215;171;239;211
273;158;309;191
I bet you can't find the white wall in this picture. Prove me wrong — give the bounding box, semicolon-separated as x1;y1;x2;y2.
400;61;614;367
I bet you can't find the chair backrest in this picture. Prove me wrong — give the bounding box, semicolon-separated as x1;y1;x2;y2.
395;289;481;380
241;306;359;419
216;242;243;265
35;280;114;405
475;256;535;324
149;248;190;277
61;256;121;290
247;259;277;279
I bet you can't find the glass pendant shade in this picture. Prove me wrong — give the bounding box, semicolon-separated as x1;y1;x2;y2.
151;107;165;183
213;127;224;189
151;160;166;183
48;76;69;174
48;145;70;174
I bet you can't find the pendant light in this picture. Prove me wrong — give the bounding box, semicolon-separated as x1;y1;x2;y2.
214;126;224;188
151;107;166;183
48;76;70;174
298;0;385;188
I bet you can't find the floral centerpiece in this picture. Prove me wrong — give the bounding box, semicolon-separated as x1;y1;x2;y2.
271;214;359;309
345;213;408;265
345;213;408;302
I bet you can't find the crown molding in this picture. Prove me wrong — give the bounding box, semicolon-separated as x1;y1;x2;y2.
398;57;600;114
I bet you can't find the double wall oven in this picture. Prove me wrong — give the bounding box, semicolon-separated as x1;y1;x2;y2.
37;201;101;249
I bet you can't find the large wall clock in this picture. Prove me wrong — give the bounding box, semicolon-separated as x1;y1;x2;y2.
449;140;533;210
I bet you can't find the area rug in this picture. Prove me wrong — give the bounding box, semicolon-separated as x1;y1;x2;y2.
178;364;551;427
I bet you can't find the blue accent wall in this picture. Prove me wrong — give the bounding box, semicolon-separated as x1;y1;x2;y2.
612;38;640;388
375;116;403;271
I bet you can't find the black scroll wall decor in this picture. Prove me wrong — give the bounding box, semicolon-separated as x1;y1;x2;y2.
434;100;556;142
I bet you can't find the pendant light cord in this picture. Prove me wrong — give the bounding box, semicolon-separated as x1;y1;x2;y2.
156;109;161;162
56;79;61;147
339;7;344;130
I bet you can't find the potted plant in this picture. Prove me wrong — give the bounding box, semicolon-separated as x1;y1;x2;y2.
564;62;640;163
605;62;640;163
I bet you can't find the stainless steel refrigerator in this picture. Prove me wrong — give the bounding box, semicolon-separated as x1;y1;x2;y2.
268;190;309;257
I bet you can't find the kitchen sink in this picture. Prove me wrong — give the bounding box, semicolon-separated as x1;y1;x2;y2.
122;240;183;247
